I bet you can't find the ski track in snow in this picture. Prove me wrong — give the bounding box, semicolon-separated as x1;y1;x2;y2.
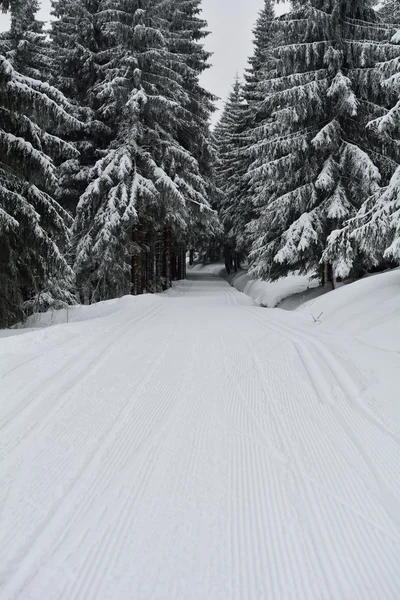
0;273;399;600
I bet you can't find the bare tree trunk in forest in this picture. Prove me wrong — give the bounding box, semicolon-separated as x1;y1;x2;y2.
182;248;187;279
156;234;162;291
323;261;335;289
224;246;232;274
131;227;140;296
140;231;146;293
177;252;182;280
146;234;155;292
328;263;335;290
165;227;172;288
172;253;179;281
233;252;238;273
236;253;241;271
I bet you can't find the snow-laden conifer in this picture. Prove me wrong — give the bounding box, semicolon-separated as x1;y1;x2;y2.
0;0;49;80
50;0;111;213
72;0;217;301
324;23;400;275
380;0;400;24
0;55;82;326
159;0;215;176
237;0;277;257
214;78;248;269
214;1;276;267
247;0;400;283
245;0;276;112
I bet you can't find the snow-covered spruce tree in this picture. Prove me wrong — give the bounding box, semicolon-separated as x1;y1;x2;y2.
244;0;276;111
235;0;277;259
159;0;215;175
50;0;111;213
0;0;16;11
248;0;400;283
379;0;400;24
214;77;248;271
324;22;400;276
0;56;82;327
72;0;217;302
51;0;102;105
156;0;218;262
0;0;50;80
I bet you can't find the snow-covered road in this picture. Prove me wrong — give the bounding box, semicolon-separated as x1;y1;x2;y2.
1;273;400;600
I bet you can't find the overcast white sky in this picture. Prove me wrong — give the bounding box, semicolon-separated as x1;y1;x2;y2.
0;0;289;120
201;1;289;120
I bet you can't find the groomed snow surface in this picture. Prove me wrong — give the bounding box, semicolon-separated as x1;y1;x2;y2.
189;262;321;308
1;267;400;600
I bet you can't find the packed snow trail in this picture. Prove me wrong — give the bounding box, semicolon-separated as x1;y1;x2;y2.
1;273;400;600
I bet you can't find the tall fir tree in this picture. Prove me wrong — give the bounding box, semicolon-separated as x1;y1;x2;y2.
159;0;215;175
0;0;49;80
247;0;400;283
214;1;277;269
0;54;82;326
50;0;111;213
379;0;400;24
244;0;276;112
156;0;217;256
324;21;400;275
238;0;277;256
72;0;217;302
214;77;247;271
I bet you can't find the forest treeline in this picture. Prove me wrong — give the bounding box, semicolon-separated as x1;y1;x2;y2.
0;0;218;327
215;0;400;285
0;0;399;327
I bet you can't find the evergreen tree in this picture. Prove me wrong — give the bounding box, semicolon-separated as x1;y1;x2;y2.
379;0;400;24
245;0;276;111
50;0;110;214
238;0;277;258
156;0;218;259
0;0;49;79
324;22;400;276
51;0;102;106
214;77;247;271
214;1;277;269
72;0;217;302
0;55;82;326
0;1;16;11
247;0;400;283
159;0;215;176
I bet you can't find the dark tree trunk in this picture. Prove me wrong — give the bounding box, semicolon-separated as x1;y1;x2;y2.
131;227;142;296
171;252;177;281
164;227;172;288
177;252;183;280
156;235;162;291
189;249;194;266
233;252;239;273
322;261;335;289
182;248;187;279
146;234;156;292
224;246;233;274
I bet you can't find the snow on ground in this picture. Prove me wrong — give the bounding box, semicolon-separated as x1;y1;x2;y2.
1;272;400;599
189;262;319;307
296;268;400;352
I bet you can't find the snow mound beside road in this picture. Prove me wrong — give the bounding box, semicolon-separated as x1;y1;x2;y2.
297;269;400;352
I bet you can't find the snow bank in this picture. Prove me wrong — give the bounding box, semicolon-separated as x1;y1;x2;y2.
297;269;400;352
0;294;162;339
227;270;319;308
